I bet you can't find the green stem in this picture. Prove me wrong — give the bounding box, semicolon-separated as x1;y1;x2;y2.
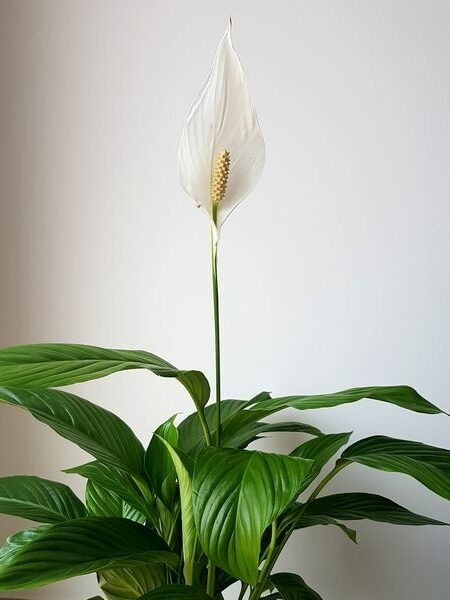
206;560;216;597
210;224;221;446
197;405;213;446
307;461;349;501
237;583;249;600
248;521;278;600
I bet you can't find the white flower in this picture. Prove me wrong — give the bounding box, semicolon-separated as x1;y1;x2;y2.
177;22;265;233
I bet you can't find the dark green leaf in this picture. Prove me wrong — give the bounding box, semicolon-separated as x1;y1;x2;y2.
99;564;166;600
0;343;210;410
86;480;123;517
270;572;323;600
290;433;351;491
177;400;245;454
0;387;144;477
0;518;177;590
145;417;178;506
64;461;155;524
340;436;450;500
0;475;86;523
246;386;445;415
303;492;447;526
281;503;357;543
138;585;213;599
192;447;314;585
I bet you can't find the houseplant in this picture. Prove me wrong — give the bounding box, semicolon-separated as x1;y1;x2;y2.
0;23;448;600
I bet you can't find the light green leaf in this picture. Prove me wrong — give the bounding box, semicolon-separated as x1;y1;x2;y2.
246;386;445;415
99;565;166;600
270;572;323;600
0;387;144;477
158;438;197;585
0;518;178;590
340;436;450;500
138;585;213;599
290;433;352;491
65;461;154;522
0;343;210;409
192;447;314;585
302;492;447;526
0;475;86;523
145;417;179;506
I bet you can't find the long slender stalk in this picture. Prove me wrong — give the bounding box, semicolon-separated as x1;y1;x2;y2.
307;461;349;501
207;216;222;596
210;226;221;446
248;521;278;600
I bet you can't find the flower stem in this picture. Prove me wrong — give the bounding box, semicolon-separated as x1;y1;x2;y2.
210;225;221;446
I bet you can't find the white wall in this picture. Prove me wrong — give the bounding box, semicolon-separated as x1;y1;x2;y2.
0;1;449;599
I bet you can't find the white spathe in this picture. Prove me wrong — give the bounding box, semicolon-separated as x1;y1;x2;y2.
177;24;265;232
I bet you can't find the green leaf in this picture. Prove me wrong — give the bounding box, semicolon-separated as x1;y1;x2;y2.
0;475;86;523
340;436;450;500
177;400;245;454
99;565;166;600
0;343;210;410
303;492;447;526
0;387;144;477
270;572;323;600
281;503;357;543
138;585;213;599
225;419;322;450
290;433;352;491
0;518;178;590
192;447;314;585
158;438;197;585
65;461;154;522
87;597;104;600
145;417;179;506
86;480;123;517
246;385;445;415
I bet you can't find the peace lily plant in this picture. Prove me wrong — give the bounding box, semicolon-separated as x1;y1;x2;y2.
0;23;448;600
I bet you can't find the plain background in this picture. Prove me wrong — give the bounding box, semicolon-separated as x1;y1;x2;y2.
0;1;449;598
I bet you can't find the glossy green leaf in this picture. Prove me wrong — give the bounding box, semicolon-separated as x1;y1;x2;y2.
86;480;122;517
302;493;447;526
65;461;154;522
177;400;244;454
0;475;86;523
192;447;314;585
99;564;166;600
138;585;213;599
0;518;177;590
246;386;445;415
270;572;323;600
0;387;144;477
225;419;322;450
145;417;179;506
280;503;357;543
158;438;197;585
340;436;450;500
0;343;210;409
290;433;352;491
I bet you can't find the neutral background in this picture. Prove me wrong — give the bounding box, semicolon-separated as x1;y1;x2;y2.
0;1;449;599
